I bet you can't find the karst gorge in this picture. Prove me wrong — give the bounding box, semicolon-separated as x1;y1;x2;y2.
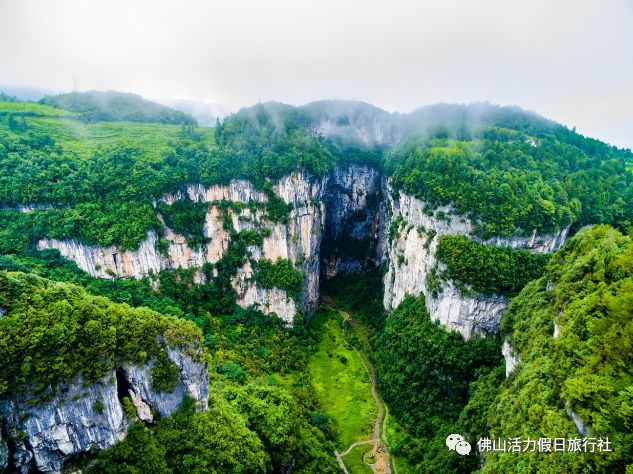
0;93;631;473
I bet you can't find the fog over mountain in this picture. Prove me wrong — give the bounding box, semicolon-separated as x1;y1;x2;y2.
0;0;631;149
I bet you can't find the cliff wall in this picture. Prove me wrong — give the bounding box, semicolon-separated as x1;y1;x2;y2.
383;183;569;338
0;347;208;473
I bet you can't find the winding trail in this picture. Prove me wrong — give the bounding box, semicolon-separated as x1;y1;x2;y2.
323;297;391;474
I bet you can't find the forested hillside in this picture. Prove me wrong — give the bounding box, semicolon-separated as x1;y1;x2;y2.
1;95;632;473
470;225;632;472
2;99;630;256
0;270;202;400
39;91;197;125
373;226;633;473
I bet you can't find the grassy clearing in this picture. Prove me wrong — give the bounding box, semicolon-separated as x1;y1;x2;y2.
341;444;373;474
308;307;376;449
0;100;215;161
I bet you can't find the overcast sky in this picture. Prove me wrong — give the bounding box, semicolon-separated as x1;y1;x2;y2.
1;0;631;148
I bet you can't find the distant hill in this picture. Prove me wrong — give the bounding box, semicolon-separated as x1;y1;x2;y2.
40;90;197;125
0;91;17;102
160;98;236;126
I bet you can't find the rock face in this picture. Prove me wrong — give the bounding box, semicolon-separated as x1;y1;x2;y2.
122;347;209;420
306;101;395;147
38;172;326;323
502;340;519;377
0;437;7;472
383;183;569;338
35;170;569;334
0;348;208;473
321;165;383;278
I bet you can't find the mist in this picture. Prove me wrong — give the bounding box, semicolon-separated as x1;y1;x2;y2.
0;0;631;148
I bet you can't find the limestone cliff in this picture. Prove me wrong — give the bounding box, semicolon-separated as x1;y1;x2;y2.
321;164;383;278
383;183;569;338
38;172;325;323
35;170;569;334
0;347;208;473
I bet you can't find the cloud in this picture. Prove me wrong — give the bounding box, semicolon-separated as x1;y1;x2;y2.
0;0;631;148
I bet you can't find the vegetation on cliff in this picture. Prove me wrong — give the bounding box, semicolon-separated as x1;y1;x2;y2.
0;270;202;399
384;131;632;238
1;99;631;254
464;225;633;472
1;96;632;472
252;258;304;300
373;295;503;472
435;234;550;296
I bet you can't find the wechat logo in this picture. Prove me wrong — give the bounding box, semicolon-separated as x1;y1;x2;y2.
446;434;471;455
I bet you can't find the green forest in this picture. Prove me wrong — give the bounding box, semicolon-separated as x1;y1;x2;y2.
0;270;202;400
477;225;633;473
372;226;633;473
1;99;632;253
1;95;632;473
384;133;632;238
39;91;197;125
435;234;551;296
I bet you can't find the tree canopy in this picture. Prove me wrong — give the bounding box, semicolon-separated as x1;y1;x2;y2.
40;91;197;125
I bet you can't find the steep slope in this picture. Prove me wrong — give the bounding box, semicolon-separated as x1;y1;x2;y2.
0;271;208;473
1;97;632;473
2;98;632;332
38;173;325;323
321;164;384;278
382;184;566;337
465;226;633;473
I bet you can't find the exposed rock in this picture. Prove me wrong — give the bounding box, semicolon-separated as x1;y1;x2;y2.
0;372;127;473
321;164;383;277
0;347;208;473
158;180;266;205
38;231;164;279
37;172;326;323
122;348;209;419
34;171;569;335
0;437;8;472
476;227;569;254
0;204;57;213
429;282;508;339
127;388;153;423
502;340;519;377
565;405;588;436
383;183;569;338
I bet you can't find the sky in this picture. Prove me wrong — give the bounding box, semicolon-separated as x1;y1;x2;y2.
1;0;632;149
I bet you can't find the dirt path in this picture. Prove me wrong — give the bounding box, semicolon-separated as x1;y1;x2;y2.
324;298;391;474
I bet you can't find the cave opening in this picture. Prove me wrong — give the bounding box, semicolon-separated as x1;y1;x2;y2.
318;165;387;327
319;164;385;282
115;368;132;404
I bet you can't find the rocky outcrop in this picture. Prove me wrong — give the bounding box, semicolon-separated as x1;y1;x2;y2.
502;340;519;377
34;170;568;333
1;372;127;473
565;405;588;436
321;165;383;277
37;172;326;322
0;348;208;473
1;436;10;472
122;347;209;420
0;204;58;213
383;184;569;338
38;231;166;279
